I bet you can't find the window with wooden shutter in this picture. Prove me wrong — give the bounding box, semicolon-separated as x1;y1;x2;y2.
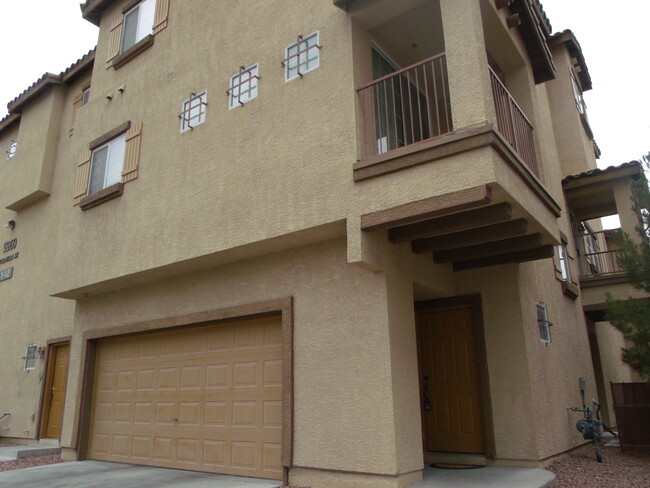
73;150;92;205
122;122;142;183
73;122;143;206
105;0;169;69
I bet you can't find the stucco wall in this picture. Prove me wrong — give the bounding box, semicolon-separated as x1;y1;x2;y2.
594;321;637;427
60;238;450;481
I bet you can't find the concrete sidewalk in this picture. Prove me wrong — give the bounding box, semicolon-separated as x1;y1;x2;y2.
0;460;555;488
413;465;555;487
0;445;61;461
0;461;281;488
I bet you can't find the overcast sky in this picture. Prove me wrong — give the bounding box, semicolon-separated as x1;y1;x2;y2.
0;0;648;168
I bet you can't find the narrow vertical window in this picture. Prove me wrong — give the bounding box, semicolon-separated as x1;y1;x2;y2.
24;345;38;371
284;32;321;81
6;140;17;160
556;244;571;282
82;87;91;106
536;303;552;344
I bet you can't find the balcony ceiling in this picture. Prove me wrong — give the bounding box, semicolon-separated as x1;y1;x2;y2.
368;1;445;67
563;162;643;221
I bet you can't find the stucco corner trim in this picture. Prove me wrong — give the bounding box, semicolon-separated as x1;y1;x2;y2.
112;34;155;70
89;121;131;150
79;183;124;210
361;185;492;231
353;125;495;182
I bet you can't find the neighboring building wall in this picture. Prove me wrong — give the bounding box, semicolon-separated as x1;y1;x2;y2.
546;45;597;178
594;321;637;426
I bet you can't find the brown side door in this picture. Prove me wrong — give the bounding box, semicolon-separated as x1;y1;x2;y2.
42;343;70;438
419;305;485;453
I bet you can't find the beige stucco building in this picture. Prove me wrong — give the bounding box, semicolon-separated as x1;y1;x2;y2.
0;1;644;486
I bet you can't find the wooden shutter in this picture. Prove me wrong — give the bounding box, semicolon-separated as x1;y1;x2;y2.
153;0;170;34
106;16;124;69
122;122;143;183
73;150;92;205
69;93;83;137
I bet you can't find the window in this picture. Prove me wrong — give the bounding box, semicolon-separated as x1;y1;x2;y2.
74;122;142;207
6;140;17;159
228;65;259;109
570;70;587;116
536;303;552;343
284;32;321;81
180;91;207;132
88;134;126;195
24;345;37;371
556;243;571;282
82;87;90;106
121;0;156;53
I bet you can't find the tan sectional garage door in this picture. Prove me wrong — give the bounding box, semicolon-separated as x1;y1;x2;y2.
88;316;283;480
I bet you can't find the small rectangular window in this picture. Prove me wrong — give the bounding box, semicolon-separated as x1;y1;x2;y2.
284;32;321;81
88;134;126;195
229;64;259;109
180;91;207;132
24;345;38;371
556;244;571;282
536;303;552;344
82;87;90;106
6;140;17;160
121;0;156;53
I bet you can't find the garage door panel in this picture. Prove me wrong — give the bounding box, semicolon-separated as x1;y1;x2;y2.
89;317;283;480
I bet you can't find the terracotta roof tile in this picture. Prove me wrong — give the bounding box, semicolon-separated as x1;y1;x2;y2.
5;47;96;114
562;161;643;185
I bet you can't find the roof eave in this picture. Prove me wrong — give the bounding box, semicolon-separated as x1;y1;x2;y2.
0;113;21;136
562;162;643;189
81;0;115;26
7;74;63;114
549;30;592;91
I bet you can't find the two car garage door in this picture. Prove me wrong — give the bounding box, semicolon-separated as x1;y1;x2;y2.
88;316;283;480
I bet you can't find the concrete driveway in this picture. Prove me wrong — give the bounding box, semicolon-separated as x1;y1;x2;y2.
0;461;282;488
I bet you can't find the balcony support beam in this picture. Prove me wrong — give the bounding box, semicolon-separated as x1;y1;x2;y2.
433;234;543;264
389;203;512;244
412;219;528;253
452;245;554;271
439;0;496;130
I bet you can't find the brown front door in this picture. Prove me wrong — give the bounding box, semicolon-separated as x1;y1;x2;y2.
419;305;485;453
43;343;70;438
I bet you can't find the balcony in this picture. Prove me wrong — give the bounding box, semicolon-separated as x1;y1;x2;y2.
357;54;452;160
489;67;539;178
356;60;539;181
575;229;624;280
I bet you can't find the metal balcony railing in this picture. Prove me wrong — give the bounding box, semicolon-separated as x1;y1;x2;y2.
575;229;624;279
489;67;539;178
357;54;452;160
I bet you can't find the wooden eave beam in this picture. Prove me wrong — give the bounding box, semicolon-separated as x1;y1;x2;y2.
412;219;528;253
433;234;542;264
511;0;556;84
389;202;511;243
452;245;554;271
